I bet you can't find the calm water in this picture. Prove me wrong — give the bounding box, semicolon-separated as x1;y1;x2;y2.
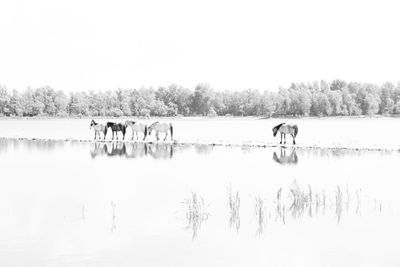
0;117;400;149
0;139;399;266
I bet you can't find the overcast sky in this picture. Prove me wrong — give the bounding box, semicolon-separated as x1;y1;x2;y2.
0;0;399;92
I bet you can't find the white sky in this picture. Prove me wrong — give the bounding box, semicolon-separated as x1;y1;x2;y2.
0;0;399;92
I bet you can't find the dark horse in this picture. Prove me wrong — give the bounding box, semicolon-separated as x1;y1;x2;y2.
272;123;298;145
106;122;126;140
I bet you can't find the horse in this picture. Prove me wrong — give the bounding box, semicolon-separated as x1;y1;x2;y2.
89;120;107;140
272;123;298;145
147;121;173;141
273;148;298;165
106;122;126;140
124;120;148;141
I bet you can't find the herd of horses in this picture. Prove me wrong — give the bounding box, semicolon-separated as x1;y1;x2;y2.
90;119;298;145
90;120;173;141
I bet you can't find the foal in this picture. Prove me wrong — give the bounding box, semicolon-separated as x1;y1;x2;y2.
89;120;106;140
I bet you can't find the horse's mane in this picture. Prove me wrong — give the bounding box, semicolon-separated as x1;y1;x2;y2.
91;119;97;125
273;123;285;130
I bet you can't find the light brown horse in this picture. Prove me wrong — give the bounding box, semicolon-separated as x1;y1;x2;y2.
272;123;298;145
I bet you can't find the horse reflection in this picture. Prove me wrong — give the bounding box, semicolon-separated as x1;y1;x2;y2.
90;142;126;158
90;142;107;158
273;148;298;165
89;142;174;159
147;143;174;159
125;143;148;158
106;142;126;157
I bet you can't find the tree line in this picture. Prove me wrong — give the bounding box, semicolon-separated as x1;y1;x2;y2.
1;80;400;117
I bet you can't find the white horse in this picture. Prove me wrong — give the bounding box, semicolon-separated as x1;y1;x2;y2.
125;120;148;141
272;123;298;145
89;120;106;140
148;121;173;141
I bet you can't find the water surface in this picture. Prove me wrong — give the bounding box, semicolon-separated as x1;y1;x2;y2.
0;139;399;267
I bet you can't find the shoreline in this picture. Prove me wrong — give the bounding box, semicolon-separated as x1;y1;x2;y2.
2;136;399;153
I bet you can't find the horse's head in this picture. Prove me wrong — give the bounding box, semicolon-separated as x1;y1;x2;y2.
272;123;284;137
148;122;158;135
272;127;278;137
90;120;95;129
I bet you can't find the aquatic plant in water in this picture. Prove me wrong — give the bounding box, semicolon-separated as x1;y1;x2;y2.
183;192;209;240
254;196;266;236
228;186;240;232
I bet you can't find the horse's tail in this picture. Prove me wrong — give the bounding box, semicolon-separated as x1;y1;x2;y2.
144;125;148;139
273;152;279;163
293;125;298;137
104;126;108;138
170;123;173;140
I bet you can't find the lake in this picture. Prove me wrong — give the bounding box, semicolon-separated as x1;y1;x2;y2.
0;134;399;266
0;118;399;266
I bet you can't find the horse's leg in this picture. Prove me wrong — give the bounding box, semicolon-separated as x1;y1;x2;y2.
164;132;167;141
284;134;286;144
156;131;159;141
280;133;283;144
292;134;296;145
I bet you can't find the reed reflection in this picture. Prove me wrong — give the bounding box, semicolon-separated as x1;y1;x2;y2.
0;138;65;153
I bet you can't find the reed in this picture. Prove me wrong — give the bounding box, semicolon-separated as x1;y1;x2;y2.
228;186;240;232
183;192;209;239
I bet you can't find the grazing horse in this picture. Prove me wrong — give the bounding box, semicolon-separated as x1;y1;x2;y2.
148;122;173;141
89;120;106;140
106;122;126;140
272;123;298;145
124;120;148;141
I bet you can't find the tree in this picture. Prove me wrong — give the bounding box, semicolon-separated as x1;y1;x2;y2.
68;92;89;116
192;83;213;115
8;90;23;116
0;86;10;115
379;82;395;114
